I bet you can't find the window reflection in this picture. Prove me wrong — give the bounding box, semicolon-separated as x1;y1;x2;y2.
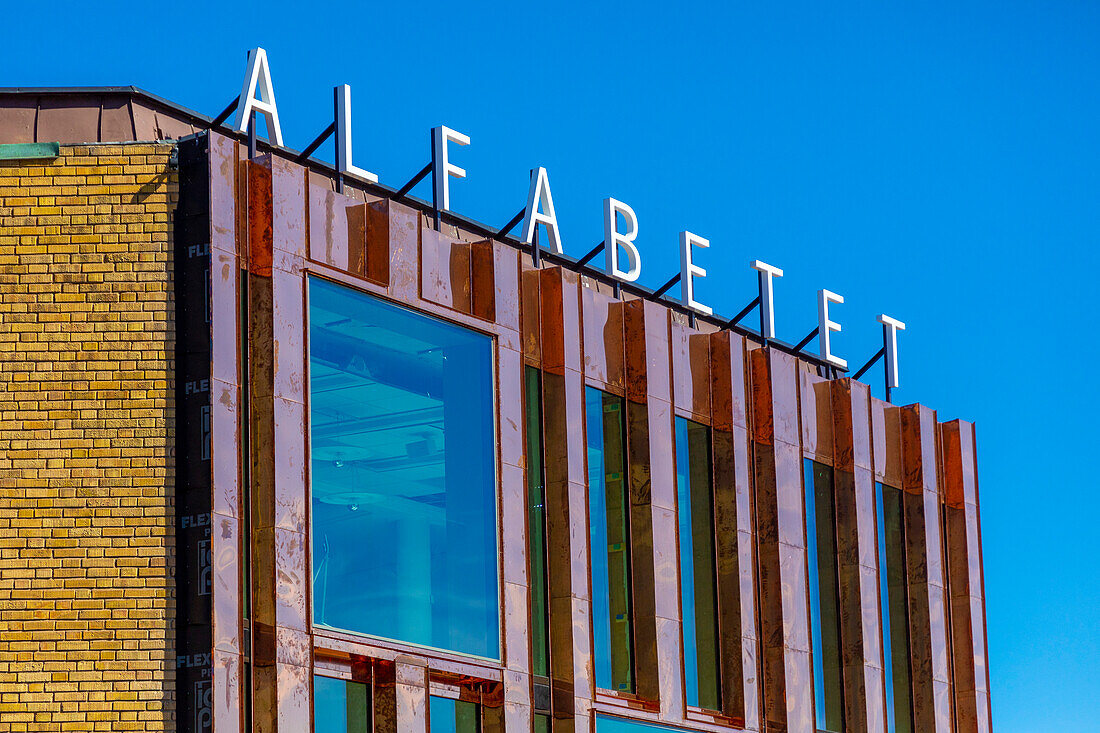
309;278;498;659
428;696;479;733
675;417;720;711
804;459;843;732
586;387;634;693
314;675;370;733
526;367;551;680
876;482;914;733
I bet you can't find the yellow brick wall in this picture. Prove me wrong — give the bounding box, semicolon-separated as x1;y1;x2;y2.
0;145;176;732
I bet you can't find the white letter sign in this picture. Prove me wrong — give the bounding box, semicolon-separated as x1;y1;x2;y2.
432;125;470;212
234;47;283;146
878;314;906;389
604;197;641;281
679;231;712;316
335;85;378;183
818;289;847;369
521;167;563;254
751;260;783;339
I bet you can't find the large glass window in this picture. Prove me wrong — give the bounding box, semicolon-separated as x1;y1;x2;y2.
674;417;720;711
314;675;371;733
876;482;914;733
595;714;681;733
586;387;634;693
309;278;498;659
526;367;551;680
804;460;843;733
429;696;480;733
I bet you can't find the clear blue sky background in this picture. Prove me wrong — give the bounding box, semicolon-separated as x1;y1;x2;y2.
4;1;1096;728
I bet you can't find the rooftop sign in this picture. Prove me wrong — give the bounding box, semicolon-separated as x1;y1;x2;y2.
230;47;907;397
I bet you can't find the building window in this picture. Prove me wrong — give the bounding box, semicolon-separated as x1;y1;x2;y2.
314;675;371;733
429;696;480;733
674;417;720;711
876;482;914;733
804;459;843;733
595;714;681;733
309;277;499;660
526;367;551;681
586;387;634;693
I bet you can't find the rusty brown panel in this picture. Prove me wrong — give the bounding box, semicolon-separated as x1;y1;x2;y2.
35;95;100;143
901;405;953;733
99;97;136;143
521;267;542;365
941;420;991;733
623;300;648;403
581;286;625;391
712;426;745;723
751;345;813;733
421;227;471;313
363;200;393;286
247;158;274;277
0;95;37;143
483;696;506;733
623;300;672;404
799;368;832;463
396;660;429;733
471;239;497;322
306;181;351;271
212;649;242;733
347;203;368;278
832;379;886;733
374;660;399;733
540;268;583;377
493;242;521;352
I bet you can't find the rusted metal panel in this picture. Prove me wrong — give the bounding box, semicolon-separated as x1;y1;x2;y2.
831;379;887;733
0;95;37;143
581;284;625;392
99;96;136;143
941;420;992;733
901;405;954;733
751;348;813;733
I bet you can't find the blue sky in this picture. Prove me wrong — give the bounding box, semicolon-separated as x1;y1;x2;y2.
5;0;1096;727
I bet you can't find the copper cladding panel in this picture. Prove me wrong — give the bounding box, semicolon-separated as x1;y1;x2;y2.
940;420;992;733
750;348;813;733
799;368;833;463
900;405;954;733
538;268;594;720
581;285;625;391
421;227;472;313
709;331;759;730
671;321;711;420
208;133;243;733
831;380;886;733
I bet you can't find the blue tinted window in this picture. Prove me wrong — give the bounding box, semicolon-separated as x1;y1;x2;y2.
429;696;479;733
595;714;681;733
586;387;634;692
309;278;498;659
876;482;914;733
314;675;370;733
675;417;720;710
805;459;843;732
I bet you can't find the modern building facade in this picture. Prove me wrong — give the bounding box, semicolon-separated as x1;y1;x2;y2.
0;88;992;733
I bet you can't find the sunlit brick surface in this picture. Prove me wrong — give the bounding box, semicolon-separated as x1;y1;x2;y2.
0;145;176;732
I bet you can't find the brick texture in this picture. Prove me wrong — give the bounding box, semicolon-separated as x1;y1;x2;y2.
0;145;176;731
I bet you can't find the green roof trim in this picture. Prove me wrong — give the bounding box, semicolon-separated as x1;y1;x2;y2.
0;142;60;160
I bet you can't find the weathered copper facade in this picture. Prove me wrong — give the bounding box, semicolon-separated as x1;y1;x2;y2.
171;127;993;733
0;87;993;733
